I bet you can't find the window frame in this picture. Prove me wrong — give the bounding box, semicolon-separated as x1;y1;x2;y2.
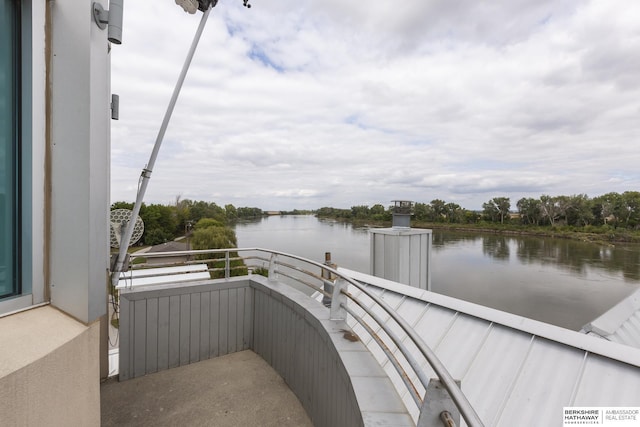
0;0;22;301
0;0;40;315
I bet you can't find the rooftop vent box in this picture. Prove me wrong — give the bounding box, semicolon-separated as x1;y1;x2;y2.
391;200;413;228
370;200;432;290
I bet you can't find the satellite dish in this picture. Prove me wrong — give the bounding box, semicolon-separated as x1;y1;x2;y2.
110;209;144;248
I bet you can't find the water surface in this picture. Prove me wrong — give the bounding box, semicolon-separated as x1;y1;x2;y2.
235;215;640;330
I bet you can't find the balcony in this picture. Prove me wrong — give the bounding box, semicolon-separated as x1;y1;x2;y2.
104;247;640;426
105;248;478;427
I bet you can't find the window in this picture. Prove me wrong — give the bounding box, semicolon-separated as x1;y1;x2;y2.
0;0;21;300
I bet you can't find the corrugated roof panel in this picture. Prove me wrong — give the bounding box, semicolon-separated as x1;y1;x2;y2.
462;325;534;425
394;298;431;328
573;353;640;406
433;313;493;379
496;338;585;427
412;304;458;349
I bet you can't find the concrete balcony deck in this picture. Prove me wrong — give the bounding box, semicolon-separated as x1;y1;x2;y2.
101;350;312;426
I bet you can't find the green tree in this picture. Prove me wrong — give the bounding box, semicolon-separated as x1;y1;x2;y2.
430;199;447;222
370;204;388;221
111;201;134;210
564;194;594;227
195;218;224;229
189;201;226;224
463;210;481;224
174;195;191;236
191;226;237;250
413;203;432;221
592;192;620;226
494;197;511;224
351;205;370;219
482;197;510;224
237;207;263;218
444;202;463;223
620;191;640;228
191;220;244;278
517;198;542;225
225;204;238;221
140;203;178;245
539;195;562;227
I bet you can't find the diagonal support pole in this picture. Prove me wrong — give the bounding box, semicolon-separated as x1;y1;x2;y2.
110;6;213;286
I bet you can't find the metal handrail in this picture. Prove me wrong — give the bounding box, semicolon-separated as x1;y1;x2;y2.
121;247;484;426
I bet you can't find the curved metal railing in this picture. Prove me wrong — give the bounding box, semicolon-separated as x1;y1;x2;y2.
120;247;484;426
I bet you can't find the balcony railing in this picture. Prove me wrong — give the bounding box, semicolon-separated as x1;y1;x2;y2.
116;248;484;427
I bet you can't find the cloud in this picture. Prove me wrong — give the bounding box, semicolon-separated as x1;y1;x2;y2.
111;0;640;211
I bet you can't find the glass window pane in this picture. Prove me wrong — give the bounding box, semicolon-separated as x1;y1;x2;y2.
0;0;20;299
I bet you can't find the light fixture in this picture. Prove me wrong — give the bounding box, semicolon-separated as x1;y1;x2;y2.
92;0;124;45
175;0;198;14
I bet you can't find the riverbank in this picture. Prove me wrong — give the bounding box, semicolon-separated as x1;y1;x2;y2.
325;217;640;245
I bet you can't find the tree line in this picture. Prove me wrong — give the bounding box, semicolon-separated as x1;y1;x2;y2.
111;197;264;246
316;191;640;230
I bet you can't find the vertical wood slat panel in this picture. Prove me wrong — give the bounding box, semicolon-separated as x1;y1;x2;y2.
190;293;201;364
179;294;190;365
121;282;255;380
272;297;280;374
210;290;220;358
168;295;180;368
146;298;159;374
228;289;237;354
244;287;253;349
236;287;245;351
133;300;147;378
157;296;170;371
219;289;229;356
200;291;211;361
292;308;304;398
256;290;264;356
119;296;131;380
278;299;285;376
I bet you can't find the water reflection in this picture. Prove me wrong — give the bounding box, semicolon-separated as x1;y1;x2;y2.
482;235;510;261
435;231;640;282
235;217;640;330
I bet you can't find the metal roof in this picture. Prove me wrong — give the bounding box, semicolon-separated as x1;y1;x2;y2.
339;268;640;426
581;288;640;349
116;264;210;288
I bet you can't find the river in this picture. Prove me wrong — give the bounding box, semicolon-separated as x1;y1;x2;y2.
234;215;640;331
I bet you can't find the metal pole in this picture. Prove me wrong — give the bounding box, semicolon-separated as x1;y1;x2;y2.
111;7;212;286
322;252;335;307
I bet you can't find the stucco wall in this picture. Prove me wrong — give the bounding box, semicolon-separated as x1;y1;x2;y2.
0;306;101;426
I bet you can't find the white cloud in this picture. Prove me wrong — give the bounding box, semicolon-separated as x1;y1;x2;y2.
111;0;640;210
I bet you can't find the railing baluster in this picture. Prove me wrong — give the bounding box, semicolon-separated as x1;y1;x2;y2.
268;252;278;281
225;250;230;279
330;278;347;320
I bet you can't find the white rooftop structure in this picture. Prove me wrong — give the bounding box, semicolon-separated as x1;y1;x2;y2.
582;288;640;349
116;264;210;289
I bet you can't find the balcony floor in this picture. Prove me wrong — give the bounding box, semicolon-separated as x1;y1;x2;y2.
101;350;312;427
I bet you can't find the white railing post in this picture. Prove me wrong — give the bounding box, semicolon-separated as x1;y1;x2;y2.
225;250;230;279
417;379;461;427
330;278;347;320
322;252;336;307
268;253;278;281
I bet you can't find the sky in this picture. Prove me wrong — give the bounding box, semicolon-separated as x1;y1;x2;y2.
111;0;640;211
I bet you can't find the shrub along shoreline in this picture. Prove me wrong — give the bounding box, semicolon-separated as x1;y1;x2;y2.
342;219;640;245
